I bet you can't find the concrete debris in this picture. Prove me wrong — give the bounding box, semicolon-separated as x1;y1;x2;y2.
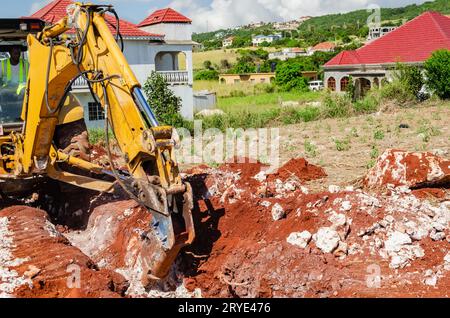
444;253;450;271
313;227;341;254
328;185;341;193
0;217;32;298
384;232;412;252
340;201;352;211
272;203;286;221
287;231;312;249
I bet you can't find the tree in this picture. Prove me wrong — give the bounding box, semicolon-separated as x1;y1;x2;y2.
220;59;231;70
194;69;219;80
203;60;213;70
424;49;450;99
275;61;310;91
142;72;184;127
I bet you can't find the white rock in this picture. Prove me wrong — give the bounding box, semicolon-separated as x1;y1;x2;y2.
283;181;297;192
390;255;410;269
300;186;309;194
328;185;340;193
444;253;450;271
260;201;271;208
253;171;267;182
348;243;361;255
340;201;352;211
286;231;312;249
430;230;446;241
313;227;340;254
123;208;134;217
328;212;347;228
271;203;285;221
385;231;412;252
424;270;438;287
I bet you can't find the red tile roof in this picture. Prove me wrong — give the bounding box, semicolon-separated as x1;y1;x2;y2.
30;0;163;39
138;8;192;27
311;41;336;51
325;11;450;67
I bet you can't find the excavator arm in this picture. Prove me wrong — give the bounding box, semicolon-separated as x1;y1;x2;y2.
16;3;194;280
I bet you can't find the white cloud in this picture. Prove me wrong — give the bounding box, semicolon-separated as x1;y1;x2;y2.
168;0;427;32
29;0;53;15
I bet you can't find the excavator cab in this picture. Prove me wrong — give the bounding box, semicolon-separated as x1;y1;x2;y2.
0;18;44;134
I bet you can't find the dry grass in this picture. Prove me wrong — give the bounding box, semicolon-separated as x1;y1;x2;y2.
279;101;450;190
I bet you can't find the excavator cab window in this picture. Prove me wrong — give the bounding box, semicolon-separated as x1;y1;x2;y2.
0;18;43;130
0;50;27;125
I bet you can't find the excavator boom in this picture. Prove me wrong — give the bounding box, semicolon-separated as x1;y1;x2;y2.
2;3;195;281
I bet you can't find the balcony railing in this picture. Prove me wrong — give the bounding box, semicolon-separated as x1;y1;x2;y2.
73;77;89;89
157;71;189;85
71;70;190;90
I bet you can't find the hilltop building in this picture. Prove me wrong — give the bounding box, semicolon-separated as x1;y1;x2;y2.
367;26;397;41
252;33;283;46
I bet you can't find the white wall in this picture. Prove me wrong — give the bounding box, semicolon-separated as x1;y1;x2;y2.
140;23;192;42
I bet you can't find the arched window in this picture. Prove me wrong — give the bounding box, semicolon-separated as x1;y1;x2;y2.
340;77;350;92
328;77;336;91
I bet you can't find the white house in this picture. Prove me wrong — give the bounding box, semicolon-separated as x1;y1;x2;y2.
367;26;397;41
269;48;308;61
222;36;234;48
252;34;282;46
31;1;195;128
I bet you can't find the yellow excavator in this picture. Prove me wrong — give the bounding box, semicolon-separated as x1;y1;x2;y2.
0;3;194;280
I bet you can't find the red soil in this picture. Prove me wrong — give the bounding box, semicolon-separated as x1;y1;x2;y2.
269;158;327;182
181;156;449;298
0;206;127;298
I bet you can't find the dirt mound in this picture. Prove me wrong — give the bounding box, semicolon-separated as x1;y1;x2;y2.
0;206;127;298
365;149;450;189
181;155;449;298
269;158;327;183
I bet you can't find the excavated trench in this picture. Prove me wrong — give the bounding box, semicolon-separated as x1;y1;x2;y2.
0;149;449;298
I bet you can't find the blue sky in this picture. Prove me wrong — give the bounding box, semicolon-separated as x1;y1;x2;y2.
4;0;430;32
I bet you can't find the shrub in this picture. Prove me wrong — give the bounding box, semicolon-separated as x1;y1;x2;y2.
353;93;379;114
229;90;246;98
424;49;450;99
304;140;318;157
142;71;185;127
395;63;424;99
373;130;385;140
379;79;414;104
194;69;219;81
321;91;353;118
335;138;351;151
254;83;276;94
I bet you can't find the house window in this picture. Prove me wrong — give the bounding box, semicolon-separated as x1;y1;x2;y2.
88;102;105;121
328;77;336;91
260;78;266;83
340;77;350;92
234;79;240;84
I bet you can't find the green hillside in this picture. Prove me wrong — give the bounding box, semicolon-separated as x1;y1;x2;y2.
193;0;450;49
